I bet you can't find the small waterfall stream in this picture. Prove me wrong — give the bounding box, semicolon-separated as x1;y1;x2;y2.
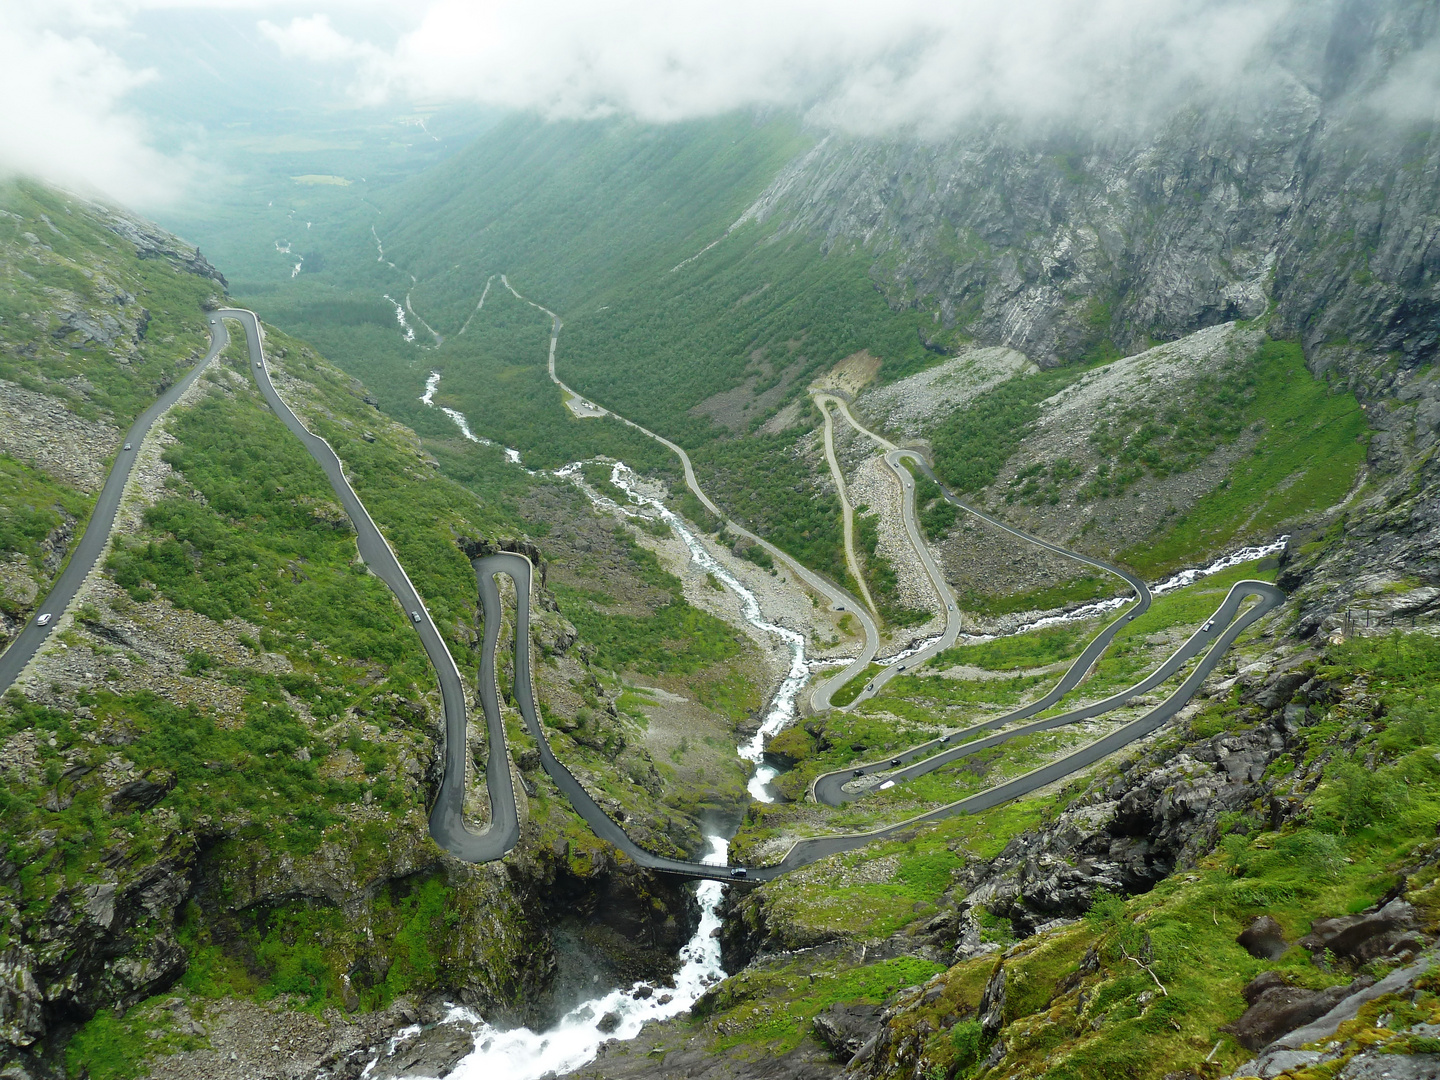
390;388;1291;1078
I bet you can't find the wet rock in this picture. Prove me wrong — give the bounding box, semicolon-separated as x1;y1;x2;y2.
977;965;1006;1038
368;1025;476;1079
1237;915;1290;960
632;984;653;1000
107;776;173;813
1220;972;1372;1051
811;1003;883;1060
1298;899;1423;964
1338;1052;1440;1079
597;1011;621;1033
1250;669;1311;711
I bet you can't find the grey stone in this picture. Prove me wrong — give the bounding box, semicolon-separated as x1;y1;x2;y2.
369;1025;476;1079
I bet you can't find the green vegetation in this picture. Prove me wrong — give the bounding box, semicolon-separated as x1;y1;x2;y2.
698;955;947;1054
854;509;929;627
1005;456;1084;505
177;872;466;1010
910;468;958;539
231;117;967;586
956;573;1120;618
0;181;221;428
1130;339;1368;575
961;576;1117;616
698;430;845;582
931;622;1095;672
929;365;1089;493
0;454;92;606
107;388;431;668
65;1000;206;1080
831;663;882;707
554;527;742;678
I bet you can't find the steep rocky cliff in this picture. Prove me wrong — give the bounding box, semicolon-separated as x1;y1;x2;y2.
727;0;1440;639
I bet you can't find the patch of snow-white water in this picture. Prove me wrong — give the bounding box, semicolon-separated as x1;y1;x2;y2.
947;537;1293;650
429;836;730;1080
291;254;304;279
420;372;524;464
556;461;812;804
384;294;416;342
1153;536;1288;595
878;635;945;667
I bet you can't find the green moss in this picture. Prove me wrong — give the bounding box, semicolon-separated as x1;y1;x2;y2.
1127;339;1368;576
704;955;946;1053
931;622;1095;672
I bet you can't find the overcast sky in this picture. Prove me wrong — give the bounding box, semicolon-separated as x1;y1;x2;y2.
1;0;1433;208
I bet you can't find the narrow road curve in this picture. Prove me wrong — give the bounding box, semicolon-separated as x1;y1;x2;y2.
812;394;879;618
811;575;1261;805
216;310;518;863
502;276;882;700
807;389;965;710
0;324;227;693
763;580;1283;876
475;545;1280;881
476;553;740;881
819;393;1149;713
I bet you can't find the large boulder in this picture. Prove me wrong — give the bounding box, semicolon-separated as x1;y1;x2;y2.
1220;971;1372;1051
1237;916;1291;960
1298;900;1424;964
812;1003;884;1061
365;1024;475;1079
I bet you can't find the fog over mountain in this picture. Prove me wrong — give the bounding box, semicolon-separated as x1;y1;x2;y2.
5;0;1439;206
5;5;1440;1080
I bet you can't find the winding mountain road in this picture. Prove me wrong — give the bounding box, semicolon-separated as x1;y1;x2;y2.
507;277;883;703
811;393;1145;713
814;394;879;618
5;300;1286;886
217;309;519;863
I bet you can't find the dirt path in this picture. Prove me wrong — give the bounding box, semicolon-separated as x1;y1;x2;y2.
814;393;879;618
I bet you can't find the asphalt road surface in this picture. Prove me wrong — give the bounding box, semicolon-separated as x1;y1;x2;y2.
0;321;227;694
3;302;1286;883
216;310;519;863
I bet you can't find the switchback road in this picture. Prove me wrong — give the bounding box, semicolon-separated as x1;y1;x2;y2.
5;301;1286;884
218;310;519;864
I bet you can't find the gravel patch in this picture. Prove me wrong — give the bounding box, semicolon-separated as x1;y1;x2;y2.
856;346;1036;437
0;377;120;492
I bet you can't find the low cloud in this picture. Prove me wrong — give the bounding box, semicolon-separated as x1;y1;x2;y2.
0;4;184;205
260;0;1314;134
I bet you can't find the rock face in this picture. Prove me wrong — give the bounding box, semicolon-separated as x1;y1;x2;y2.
1220;970;1372;1051
97;207;228;287
742;0;1440;621
749;2;1440;380
367;1024;476;1079
1298;898;1425;964
812;1003;885;1061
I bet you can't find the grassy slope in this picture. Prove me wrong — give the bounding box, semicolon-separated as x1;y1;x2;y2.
0;182;225;610
1126;339;1368;574
693;629;1440;1077
923;335;1367;584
